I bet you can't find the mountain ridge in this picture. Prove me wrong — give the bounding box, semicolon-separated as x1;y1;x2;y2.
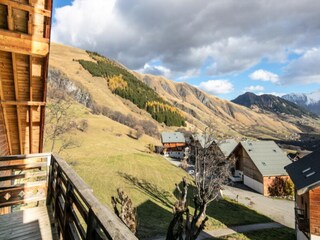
49;43;320;140
282;90;320;115
231;92;317;118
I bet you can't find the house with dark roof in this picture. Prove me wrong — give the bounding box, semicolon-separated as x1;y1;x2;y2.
229;141;292;196
161;132;186;158
285;149;320;240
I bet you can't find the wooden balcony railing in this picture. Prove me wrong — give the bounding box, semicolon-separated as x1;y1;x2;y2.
295;207;309;234
0;153;50;209
0;153;137;240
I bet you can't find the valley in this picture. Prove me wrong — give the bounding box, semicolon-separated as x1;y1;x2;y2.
43;43;314;239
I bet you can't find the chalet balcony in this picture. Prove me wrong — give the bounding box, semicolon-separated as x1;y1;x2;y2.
0;153;137;240
295;207;309;234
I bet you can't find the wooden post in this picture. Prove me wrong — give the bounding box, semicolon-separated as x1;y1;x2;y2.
62;182;73;240
46;154;53;205
86;208;98;240
29;56;33;154
53;165;62;236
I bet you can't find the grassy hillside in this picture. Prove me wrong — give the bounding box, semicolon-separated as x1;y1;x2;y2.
44;98;272;239
78;51;185;127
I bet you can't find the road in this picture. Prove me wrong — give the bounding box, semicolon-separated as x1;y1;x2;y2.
222;183;295;228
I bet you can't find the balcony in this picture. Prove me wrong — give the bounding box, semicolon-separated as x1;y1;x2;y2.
0;153;137;239
295;207;309;234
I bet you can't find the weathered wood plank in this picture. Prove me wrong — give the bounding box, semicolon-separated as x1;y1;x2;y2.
0;161;47;170
12;53;23;154
0;179;46;191
0;100;46;106
0;170;47;181
0;0;51;17
0;152;50;161
0;71;12;154
0;206;58;240
0;196;46;208
29;55;33;153
0;30;49;56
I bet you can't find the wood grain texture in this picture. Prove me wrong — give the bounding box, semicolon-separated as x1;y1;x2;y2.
0;206;58;240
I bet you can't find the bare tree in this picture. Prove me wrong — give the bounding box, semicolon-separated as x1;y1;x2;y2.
166;127;234;239
45;90;82;153
111;188;137;234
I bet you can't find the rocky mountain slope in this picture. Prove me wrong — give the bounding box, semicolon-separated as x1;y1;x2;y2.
232;92;316;118
132;73;308;140
49;43;320;140
282;90;320;115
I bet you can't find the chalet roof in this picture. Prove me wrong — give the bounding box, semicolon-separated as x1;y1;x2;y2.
161;132;185;144
192;134;216;148
0;1;51;155
285;149;320;195
218;139;238;157
239;141;291;176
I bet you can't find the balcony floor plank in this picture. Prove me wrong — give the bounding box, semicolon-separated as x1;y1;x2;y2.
0;206;59;240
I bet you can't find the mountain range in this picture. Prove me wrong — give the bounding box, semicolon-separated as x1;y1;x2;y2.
282;91;320;115
48;43;320;141
232;92;316;118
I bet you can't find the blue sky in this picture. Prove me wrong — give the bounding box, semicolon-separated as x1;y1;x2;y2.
52;0;320;100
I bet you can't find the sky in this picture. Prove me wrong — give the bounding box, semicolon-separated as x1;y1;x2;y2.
52;0;320;100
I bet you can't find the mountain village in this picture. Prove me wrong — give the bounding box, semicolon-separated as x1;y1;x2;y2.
0;1;320;240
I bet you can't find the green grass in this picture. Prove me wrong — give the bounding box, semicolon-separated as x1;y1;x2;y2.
66;152;272;239
206;227;295;240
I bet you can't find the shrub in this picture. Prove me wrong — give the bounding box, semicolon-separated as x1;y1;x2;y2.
268;177;294;197
78;119;89;132
134;126;144;139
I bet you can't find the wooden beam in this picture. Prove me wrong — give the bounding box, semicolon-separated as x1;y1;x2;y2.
28;12;33;35
0;0;51;17
0;72;12;155
0;30;49;57
7;6;13;31
39;43;50;153
12;53;23;154
0;29;50;43
29;56;33;154
0;152;51;161
46;0;53;12
0;101;46;106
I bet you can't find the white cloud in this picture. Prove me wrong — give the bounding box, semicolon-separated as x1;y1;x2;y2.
282;48;320;84
249;69;279;83
257;92;285;97
137;63;171;78
198;80;234;95
52;0;320;77
244;85;264;92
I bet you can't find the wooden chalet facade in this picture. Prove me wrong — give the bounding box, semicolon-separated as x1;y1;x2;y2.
0;1;137;239
285;150;320;240
0;0;51;216
161;132;186;158
229;141;292;196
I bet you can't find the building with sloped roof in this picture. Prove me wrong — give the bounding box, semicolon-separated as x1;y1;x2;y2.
161;132;186;159
229;140;292;195
218;139;238;158
285;149;320;240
